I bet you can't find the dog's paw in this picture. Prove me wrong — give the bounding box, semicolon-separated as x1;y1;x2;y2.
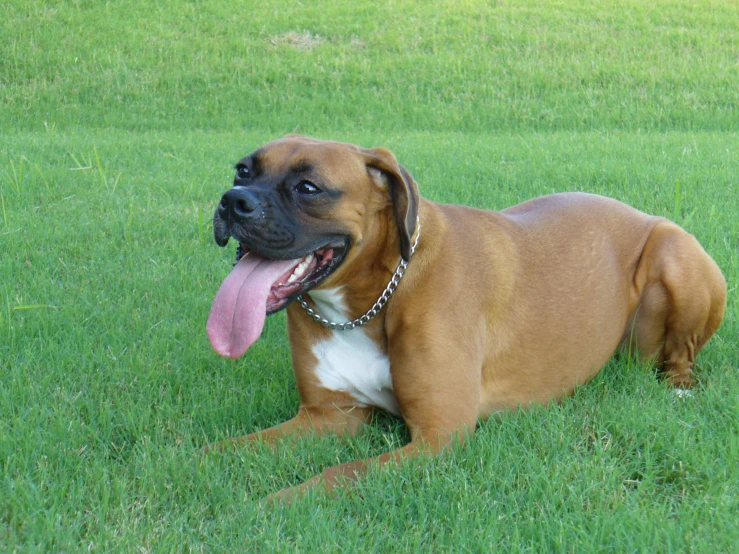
260;474;326;507
673;388;694;399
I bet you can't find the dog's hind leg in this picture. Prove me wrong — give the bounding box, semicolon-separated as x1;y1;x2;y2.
627;221;726;388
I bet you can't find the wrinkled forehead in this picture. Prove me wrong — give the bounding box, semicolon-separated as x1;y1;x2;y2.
245;137;367;180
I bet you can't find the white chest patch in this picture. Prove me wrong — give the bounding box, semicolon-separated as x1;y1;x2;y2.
308;288;400;416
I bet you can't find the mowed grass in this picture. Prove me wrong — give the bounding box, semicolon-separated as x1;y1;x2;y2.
4;0;739;133
2;1;738;552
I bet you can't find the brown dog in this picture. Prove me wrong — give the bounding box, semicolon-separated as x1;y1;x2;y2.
206;136;726;501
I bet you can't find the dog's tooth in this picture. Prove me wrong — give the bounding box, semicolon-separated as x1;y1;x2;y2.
286;254;315;285
297;254;314;275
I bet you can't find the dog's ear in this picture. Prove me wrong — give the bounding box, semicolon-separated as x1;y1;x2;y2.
363;147;420;261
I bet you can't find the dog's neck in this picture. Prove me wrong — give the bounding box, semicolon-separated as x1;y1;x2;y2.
299;218;420;331
306;287;351;324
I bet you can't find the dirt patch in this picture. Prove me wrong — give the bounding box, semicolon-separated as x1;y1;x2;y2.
268;31;324;51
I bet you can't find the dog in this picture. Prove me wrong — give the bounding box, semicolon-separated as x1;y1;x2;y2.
205;136;726;501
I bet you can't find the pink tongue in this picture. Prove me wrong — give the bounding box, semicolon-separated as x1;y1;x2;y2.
207;253;300;359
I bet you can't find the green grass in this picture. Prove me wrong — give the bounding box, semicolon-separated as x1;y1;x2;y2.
4;0;738;134
2;1;738;552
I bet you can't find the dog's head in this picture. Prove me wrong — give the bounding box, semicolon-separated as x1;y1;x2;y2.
208;136;419;358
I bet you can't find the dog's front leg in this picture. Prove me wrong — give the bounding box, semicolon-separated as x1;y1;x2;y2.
203;403;373;454
266;345;482;503
263;426;463;504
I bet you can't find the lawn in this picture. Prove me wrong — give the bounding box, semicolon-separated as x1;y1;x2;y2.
2;0;738;551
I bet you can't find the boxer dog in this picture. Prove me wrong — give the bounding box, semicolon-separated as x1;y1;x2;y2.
205;136;726;501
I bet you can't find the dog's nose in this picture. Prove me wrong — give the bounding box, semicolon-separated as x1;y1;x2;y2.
218;188;260;220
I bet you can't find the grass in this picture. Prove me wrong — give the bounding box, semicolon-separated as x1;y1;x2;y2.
3;0;738;134
1;0;738;552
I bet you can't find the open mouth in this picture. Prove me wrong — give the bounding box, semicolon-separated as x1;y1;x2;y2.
207;238;349;359
237;242;349;314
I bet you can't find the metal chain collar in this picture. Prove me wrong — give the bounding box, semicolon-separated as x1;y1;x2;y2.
297;219;421;331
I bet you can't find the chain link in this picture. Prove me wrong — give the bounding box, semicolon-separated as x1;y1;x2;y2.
297;219;420;331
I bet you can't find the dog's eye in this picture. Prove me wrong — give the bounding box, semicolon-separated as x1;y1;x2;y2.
236;165;250;180
295;181;321;195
